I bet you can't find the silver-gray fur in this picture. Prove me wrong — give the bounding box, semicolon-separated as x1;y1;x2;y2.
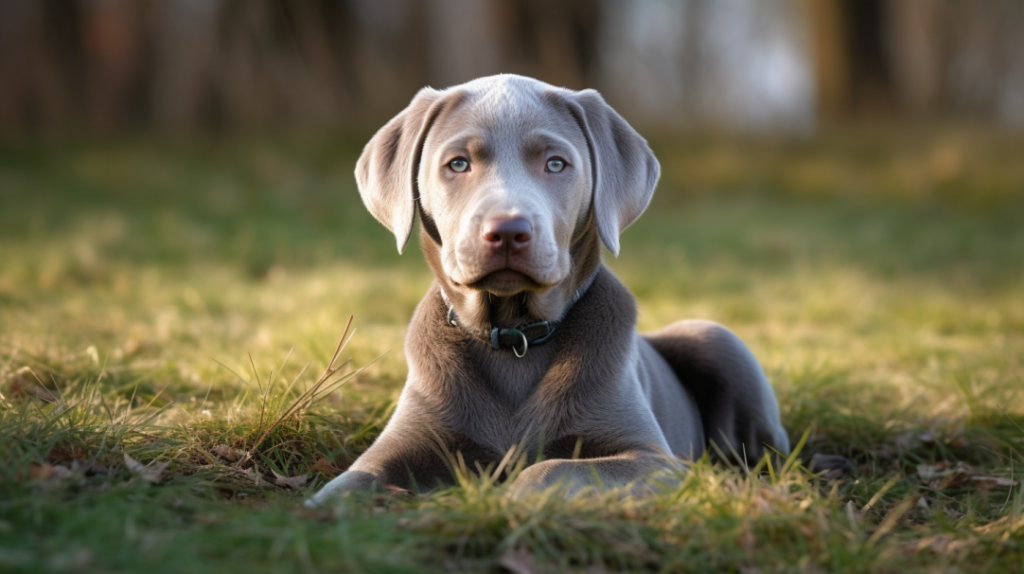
306;75;789;507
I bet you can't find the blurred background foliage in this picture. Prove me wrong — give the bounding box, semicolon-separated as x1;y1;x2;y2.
1;0;1022;406
2;3;1024;572
2;0;1024;136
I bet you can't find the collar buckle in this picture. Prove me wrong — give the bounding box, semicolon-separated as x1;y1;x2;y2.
442;267;599;358
491;327;529;357
489;321;555;358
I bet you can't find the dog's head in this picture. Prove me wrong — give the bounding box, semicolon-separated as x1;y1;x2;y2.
355;75;659;328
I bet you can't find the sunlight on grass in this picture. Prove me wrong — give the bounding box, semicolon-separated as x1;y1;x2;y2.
1;137;1022;572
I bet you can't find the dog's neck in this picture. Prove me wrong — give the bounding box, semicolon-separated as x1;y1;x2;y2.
484;292;535;329
443;289;535;333
439;267;600;332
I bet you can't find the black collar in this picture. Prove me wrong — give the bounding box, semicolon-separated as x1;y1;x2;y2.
442;267;600;358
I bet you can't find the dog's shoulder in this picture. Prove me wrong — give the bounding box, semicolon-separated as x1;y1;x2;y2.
554;265;636;353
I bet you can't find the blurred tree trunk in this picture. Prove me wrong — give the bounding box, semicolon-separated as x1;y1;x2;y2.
886;0;942;115
2;0;1023;135
941;0;1024;124
0;0;36;132
350;0;421;122
493;0;599;90
805;0;894;119
151;0;222;131
425;0;499;88
0;0;85;133
82;0;146;132
596;0;690;129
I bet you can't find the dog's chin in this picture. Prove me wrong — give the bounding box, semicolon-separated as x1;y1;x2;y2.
467;269;546;297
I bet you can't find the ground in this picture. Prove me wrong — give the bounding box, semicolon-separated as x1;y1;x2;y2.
1;132;1022;573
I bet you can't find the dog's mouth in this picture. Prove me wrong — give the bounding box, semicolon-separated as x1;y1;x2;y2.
467;269;545;296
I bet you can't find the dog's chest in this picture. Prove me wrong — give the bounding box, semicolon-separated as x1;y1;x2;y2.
476;349;553;408
444;345;586;454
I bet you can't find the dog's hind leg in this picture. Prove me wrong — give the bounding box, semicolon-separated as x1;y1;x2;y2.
643;320;790;465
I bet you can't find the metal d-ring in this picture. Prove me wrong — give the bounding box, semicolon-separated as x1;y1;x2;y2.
512;330;529;358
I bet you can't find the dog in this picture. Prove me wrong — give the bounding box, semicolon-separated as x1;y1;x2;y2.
307;74;790;506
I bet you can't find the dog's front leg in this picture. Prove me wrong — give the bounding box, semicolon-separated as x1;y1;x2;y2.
305;401;451;507
507;450;682;499
303;438;415;508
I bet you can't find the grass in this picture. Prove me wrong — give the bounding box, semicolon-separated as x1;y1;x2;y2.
1;131;1023;572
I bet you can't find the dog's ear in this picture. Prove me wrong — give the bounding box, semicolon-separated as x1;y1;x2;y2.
567;89;660;256
355;87;446;254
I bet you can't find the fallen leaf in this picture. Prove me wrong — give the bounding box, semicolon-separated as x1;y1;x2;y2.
893;431;919;451
212;444;244;462
272;471;308;489
969;475;1018;488
973;514;1024;535
917;462;1017;490
29;462;72;482
947;434;970;448
916;462;951;481
30;463;55;481
4;367;57;403
917;462;969;489
123;453;169;483
497;547;535;574
845;500;863;523
70;460;109;475
310;457;341;477
239;468;261;485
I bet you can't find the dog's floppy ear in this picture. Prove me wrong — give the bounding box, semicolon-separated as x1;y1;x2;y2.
567;89;660;256
355;87;446;254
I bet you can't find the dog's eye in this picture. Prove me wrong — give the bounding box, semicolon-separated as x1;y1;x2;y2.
545;157;567;173
448;157;470;173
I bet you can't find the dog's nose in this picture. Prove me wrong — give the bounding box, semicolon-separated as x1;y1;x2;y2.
482;217;532;252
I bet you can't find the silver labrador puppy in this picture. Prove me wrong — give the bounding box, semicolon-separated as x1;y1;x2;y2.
307;74;789;506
